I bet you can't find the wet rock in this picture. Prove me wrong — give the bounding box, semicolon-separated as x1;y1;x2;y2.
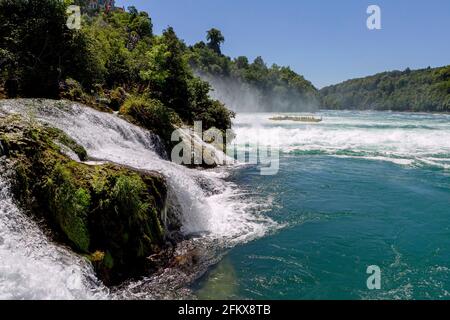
0;114;171;285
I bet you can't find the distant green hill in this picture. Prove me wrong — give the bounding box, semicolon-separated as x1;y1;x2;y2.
320;66;450;112
188;29;320;112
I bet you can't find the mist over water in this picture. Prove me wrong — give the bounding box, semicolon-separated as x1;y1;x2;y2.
197;73;319;113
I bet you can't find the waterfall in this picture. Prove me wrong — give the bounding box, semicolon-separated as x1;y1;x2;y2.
0;171;109;300
0;99;275;299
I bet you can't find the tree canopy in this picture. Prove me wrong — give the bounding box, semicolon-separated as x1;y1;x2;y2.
320;66;450;112
0;0;99;97
206;28;225;55
188;30;320;112
0;0;234;137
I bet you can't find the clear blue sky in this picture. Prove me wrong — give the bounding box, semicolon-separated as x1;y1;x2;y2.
115;0;450;88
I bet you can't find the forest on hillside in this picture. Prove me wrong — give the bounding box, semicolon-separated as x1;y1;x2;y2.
2;1;448;116
188;29;320;112
320;66;450;112
0;0;233;150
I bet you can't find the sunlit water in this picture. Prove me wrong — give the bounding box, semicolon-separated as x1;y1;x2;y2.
1;102;450;300
193;111;450;300
0;100;273;300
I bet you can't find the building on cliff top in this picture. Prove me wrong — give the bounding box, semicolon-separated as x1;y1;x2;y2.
88;0;117;12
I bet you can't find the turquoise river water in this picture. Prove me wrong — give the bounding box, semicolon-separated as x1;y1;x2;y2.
193;111;450;300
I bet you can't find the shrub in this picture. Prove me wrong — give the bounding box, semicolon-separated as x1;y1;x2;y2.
119;95;180;147
195;100;235;133
188;77;234;132
108;87;127;111
59;78;88;104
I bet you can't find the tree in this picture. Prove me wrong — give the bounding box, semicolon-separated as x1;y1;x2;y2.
234;56;249;70
152;27;191;119
188;35;319;112
0;0;97;97
127;6;139;16
206;28;225;55
253;56;266;69
320;66;450;112
129;12;153;39
0;2;235;132
140;39;171;88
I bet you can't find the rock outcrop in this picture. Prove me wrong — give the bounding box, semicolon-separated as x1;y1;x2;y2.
0;114;169;285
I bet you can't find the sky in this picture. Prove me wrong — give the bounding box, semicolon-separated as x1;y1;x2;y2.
115;0;450;88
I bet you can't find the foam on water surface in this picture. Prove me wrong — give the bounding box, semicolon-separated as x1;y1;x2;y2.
0;99;275;299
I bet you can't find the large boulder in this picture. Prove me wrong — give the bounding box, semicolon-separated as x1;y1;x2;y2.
0;114;169;285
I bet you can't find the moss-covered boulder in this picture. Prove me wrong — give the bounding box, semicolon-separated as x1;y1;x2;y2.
119;94;182;151
0;114;168;285
119;94;230;168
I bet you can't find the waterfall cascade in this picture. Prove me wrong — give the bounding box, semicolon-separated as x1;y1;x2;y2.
0;99;274;299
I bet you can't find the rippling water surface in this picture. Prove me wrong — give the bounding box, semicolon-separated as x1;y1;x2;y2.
194;111;450;300
1;103;449;300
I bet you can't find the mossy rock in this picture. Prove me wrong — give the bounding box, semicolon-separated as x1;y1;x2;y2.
107;87;128;111
0;114;168;285
118;94;230;168
119;95;181;151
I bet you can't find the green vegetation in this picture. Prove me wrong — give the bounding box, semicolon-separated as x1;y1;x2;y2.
0;0;234;142
46;126;88;161
119;94;181;148
0;114;168;284
2;1;448;117
188;29;320;112
46;164;92;252
320;66;450;112
0;0;100;98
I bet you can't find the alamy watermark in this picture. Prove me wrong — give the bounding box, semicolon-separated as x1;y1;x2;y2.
170;121;280;176
366;265;382;290
65;4;382;31
367;5;382;30
64;4;382;31
66;5;81;30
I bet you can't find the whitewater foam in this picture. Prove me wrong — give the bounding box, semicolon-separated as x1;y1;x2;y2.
233;112;450;169
0;99;273;240
0;99;276;299
0;173;109;300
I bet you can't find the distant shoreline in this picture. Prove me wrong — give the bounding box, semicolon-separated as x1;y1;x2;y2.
230;109;450;115
318;109;450;115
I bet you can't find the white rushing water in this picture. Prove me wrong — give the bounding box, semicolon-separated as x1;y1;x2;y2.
0;99;274;300
233;111;450;169
0;175;109;300
1;100;448;299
